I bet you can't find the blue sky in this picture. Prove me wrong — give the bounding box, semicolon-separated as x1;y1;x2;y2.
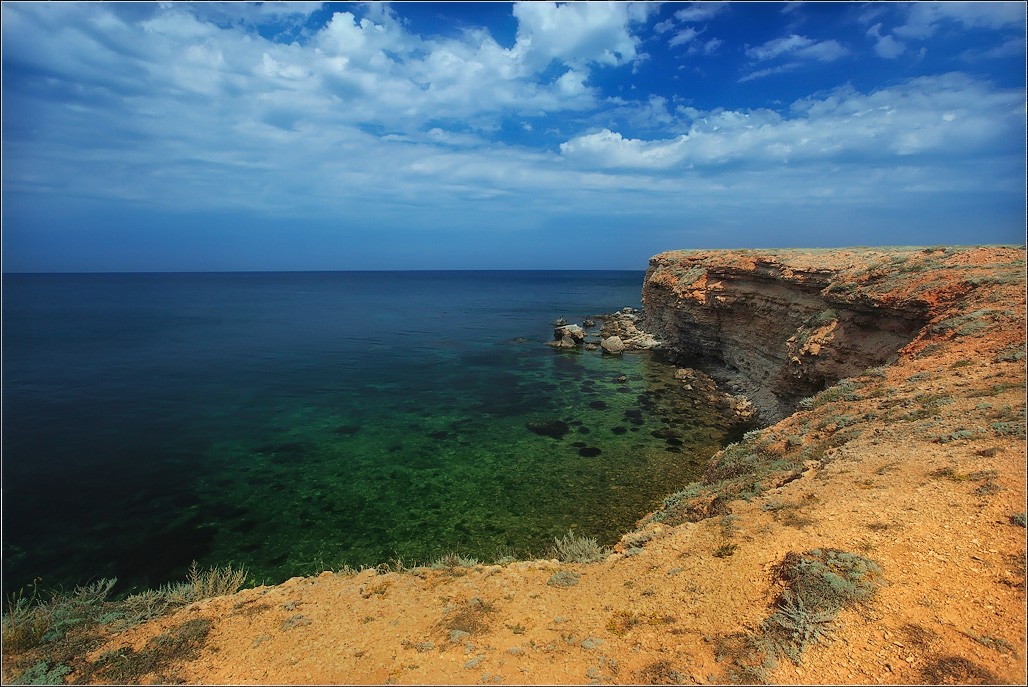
2;1;1025;272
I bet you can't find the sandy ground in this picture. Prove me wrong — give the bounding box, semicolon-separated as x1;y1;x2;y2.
5;246;1025;685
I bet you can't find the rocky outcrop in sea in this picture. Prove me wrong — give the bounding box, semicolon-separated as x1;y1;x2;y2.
545;307;662;354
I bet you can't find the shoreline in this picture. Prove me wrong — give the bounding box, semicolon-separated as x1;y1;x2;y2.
3;245;1024;685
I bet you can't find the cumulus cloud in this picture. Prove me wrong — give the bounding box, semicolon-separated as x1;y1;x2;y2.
746;34;848;62
561;73;1024;169
510;1;653;71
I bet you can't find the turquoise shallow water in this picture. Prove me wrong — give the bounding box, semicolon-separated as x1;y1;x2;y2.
2;271;736;592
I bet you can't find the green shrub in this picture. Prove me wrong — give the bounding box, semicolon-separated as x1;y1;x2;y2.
10;660;71;685
759;549;881;666
184;561;248;601
546;570;580;588
1;578;117;652
551;531;609;563
430;553;480;569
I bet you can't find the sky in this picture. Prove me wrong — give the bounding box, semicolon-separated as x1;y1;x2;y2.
1;1;1025;272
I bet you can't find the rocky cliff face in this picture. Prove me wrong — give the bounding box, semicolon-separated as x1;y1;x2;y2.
641;248;965;421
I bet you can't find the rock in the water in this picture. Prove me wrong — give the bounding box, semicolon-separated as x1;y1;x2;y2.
583;318;596;328
554;324;585;345
601;336;626;355
553;317;567;327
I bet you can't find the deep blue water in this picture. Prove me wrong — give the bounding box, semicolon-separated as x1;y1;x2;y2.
2;271;734;593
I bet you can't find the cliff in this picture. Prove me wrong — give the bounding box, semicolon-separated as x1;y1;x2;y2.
3;246;1024;686
642;247;994;421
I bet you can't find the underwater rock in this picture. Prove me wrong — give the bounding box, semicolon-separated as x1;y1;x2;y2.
526;419;571;440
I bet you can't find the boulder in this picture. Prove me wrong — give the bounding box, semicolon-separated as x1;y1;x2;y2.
624;333;660;350
600;336;626;355
554;324;585;345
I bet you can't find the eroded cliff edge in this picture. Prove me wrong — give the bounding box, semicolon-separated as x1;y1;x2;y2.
642;247;1005;421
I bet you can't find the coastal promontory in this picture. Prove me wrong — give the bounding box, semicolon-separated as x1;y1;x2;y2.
4;246;1024;685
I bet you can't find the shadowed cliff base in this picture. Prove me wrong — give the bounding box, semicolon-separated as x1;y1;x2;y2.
3;245;1024;686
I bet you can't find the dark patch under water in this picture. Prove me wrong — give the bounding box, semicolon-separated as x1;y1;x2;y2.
2;271;739;592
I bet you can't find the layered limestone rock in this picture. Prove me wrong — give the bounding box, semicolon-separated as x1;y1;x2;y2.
642;249;936;421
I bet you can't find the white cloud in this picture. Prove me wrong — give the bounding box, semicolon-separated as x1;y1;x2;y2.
561;73;1025;169
961;35;1027;61
256;2;323;18
895;1;1026;38
653;17;676;34
702;38;722;55
867;23;906;59
510;1;652;71
673;2;727;23
559;129;688;169
746;34;848;62
668;27;700;48
738;62;802;83
1;3;1023;251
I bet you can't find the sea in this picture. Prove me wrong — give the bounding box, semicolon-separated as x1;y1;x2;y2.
1;271;737;593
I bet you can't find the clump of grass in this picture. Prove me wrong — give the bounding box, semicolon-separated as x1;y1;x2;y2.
1010;513;1027;528
637;659;687;685
620;529;657;553
930;466;968;481
430;553;480;569
2;561;247;675
965;632;1015;655
713;543;738;558
184;561;248;601
441;598;494;636
2;578;117;652
714;549;882;680
551;531;609;563
758;549;881;665
546;570;580;588
9;660;71;685
606;611;673;637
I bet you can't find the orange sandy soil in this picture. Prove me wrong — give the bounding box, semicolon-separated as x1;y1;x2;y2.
6;246;1026;685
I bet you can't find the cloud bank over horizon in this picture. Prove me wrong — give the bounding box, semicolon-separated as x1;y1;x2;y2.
2;1;1025;272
